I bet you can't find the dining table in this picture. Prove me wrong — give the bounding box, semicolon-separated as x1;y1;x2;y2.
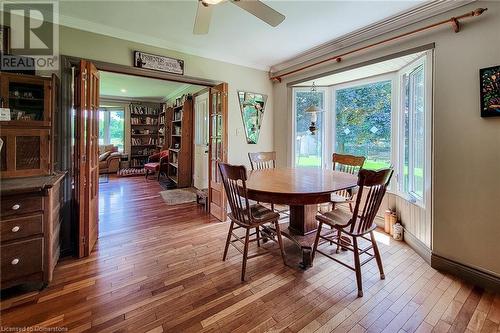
246;167;358;268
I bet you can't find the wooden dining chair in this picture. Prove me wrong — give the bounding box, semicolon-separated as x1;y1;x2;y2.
219;162;286;281
312;168;393;297
330;153;366;212
248;152;288;216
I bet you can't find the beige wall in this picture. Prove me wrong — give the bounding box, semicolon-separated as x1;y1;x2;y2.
59;25;274;167
273;2;500;276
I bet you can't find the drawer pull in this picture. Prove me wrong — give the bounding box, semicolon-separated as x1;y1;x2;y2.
11;258;20;265
11;226;20;233
11;204;20;211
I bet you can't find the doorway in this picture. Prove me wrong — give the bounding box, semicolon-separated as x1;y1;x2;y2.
64;56;228;257
193;91;209;190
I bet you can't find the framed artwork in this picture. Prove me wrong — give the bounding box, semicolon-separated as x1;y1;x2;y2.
480;65;500;117
0;25;11;54
238;91;267;144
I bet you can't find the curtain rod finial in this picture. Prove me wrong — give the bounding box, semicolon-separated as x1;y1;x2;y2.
473;8;487;16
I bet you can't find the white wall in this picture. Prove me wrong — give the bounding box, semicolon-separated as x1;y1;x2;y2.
59;25;274;167
273;2;500;276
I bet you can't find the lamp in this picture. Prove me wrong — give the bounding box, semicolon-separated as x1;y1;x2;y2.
305;82;323;134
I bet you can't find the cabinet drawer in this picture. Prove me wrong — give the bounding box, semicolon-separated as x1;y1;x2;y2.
1;238;43;282
1;214;43;242
0;195;43;218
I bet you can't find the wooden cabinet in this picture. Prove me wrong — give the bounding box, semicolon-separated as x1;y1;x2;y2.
0;72;58;178
168;98;193;188
0;173;64;289
0;128;51;178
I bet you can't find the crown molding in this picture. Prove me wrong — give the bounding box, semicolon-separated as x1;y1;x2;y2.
270;0;476;75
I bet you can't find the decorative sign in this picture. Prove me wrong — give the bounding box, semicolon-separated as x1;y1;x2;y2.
134;51;184;75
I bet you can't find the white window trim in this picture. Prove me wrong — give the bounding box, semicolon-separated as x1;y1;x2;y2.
99;107;125;152
329;73;398;172
291;86;329;168
395;52;432;209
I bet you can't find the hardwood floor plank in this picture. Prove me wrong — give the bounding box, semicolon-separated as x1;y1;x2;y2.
1;176;498;333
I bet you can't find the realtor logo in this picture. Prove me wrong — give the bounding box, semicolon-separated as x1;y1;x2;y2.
1;1;59;70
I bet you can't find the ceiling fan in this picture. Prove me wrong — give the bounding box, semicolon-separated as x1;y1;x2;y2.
194;0;285;34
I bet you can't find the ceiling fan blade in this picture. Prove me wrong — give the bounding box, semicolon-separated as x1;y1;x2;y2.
194;1;213;34
231;0;285;27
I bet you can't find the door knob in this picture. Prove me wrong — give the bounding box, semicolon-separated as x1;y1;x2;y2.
11;258;20;265
11;204;20;210
11;226;20;232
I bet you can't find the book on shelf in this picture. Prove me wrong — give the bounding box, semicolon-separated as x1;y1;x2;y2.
129;103;160;116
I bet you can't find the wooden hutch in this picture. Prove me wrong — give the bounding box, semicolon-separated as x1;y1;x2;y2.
0;72;64;290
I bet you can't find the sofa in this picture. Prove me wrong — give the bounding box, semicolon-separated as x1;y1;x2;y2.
99;145;122;174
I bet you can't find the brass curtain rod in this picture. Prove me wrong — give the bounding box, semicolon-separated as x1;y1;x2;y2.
269;8;488;82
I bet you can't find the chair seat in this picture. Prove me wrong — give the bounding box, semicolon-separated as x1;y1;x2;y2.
317;209;378;236
144;162;160;171
317;209;352;227
250;204;280;222
229;204;280;225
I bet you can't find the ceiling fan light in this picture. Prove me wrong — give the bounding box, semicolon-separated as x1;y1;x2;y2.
202;0;224;5
305;105;322;113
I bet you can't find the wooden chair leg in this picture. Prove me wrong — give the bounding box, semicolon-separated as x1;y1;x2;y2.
336;229;342;253
145;170;149;179
274;221;286;266
271;203;275;211
311;221;323;263
222;221;234;261
256;226;261;247
370;231;385;279
352;236;363;297
241;228;250;281
157;170;161;180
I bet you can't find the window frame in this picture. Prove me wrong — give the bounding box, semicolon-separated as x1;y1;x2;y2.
396;53;432;208
99;106;125;152
330;73;398;172
291;86;329;168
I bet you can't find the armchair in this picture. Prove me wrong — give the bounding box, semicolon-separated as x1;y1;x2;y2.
144;150;169;180
99;145;122;174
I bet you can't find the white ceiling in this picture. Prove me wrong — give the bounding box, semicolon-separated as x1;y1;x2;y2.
296;51;424;87
59;0;426;71
99;71;204;101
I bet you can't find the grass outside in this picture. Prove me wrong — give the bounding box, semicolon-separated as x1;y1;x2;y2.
296;155;389;170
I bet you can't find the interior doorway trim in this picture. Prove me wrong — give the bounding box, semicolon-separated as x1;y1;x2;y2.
61;55;221;87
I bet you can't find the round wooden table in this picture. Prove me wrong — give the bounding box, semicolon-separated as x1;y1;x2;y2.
246;168;358;268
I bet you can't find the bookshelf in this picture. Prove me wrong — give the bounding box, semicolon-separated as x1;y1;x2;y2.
168;96;193;187
129;102;161;168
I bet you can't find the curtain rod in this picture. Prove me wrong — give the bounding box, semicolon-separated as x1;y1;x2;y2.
269;8;488;83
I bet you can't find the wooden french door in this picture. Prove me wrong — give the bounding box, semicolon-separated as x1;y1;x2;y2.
208;83;228;221
75;60;100;257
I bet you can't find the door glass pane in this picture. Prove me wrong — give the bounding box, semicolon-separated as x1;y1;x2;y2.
335;80;392;170
8;82;45;121
402;75;410;193
98;110;105;146
294;90;324;167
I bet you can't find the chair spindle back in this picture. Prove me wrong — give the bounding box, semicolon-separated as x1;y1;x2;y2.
218;162;252;225
349;168;393;234
332;153;366;198
248;152;277;170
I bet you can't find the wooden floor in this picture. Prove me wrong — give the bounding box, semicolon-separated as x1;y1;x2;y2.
1;176;499;333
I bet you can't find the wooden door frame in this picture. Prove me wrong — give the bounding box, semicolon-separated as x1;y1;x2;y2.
60;55;228;256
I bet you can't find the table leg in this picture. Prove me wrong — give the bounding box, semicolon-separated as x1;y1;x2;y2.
279;204;318;269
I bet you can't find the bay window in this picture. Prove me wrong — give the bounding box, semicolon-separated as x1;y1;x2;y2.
291;51;432;207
